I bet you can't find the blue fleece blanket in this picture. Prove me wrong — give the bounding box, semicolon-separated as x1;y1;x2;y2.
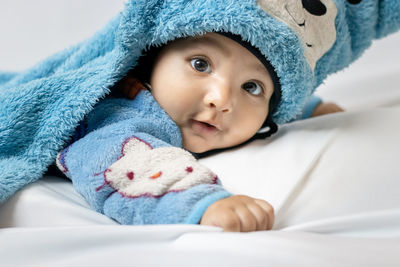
1;0;399;203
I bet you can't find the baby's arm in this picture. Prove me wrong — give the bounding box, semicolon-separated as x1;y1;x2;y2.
57;128;232;225
58;121;274;230
300;95;344;119
311;101;344;117
59;126;274;231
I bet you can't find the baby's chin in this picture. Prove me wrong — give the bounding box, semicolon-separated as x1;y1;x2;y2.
182;139;214;154
182;133;252;154
182;143;210;154
182;137;234;154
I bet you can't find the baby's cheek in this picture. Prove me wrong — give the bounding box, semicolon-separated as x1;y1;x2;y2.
170;98;193;120
181;132;203;153
154;95;186;126
239;105;268;133
219;123;261;149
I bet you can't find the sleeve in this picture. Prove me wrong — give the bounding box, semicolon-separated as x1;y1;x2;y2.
56;103;231;225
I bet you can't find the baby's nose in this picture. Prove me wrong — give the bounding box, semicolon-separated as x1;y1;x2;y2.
204;80;233;113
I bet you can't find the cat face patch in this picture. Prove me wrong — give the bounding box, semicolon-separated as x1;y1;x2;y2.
96;136;218;198
258;0;338;70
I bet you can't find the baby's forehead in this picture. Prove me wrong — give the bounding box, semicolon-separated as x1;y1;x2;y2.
170;33;267;71
172;33;226;50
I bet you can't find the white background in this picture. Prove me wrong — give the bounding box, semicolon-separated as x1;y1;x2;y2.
1;0;399;109
0;0;126;71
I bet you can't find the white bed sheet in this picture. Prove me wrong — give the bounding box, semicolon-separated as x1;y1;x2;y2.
1;1;400;266
1;225;400;267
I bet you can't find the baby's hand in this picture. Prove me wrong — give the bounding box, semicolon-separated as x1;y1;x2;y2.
312;101;344;117
200;195;274;232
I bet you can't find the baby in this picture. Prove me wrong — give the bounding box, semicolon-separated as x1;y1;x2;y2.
3;0;396;232
56;32;342;232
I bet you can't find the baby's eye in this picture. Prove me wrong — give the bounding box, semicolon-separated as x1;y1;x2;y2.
242;81;264;96
190;58;211;73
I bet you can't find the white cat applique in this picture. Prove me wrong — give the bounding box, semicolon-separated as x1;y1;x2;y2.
95;136;218;198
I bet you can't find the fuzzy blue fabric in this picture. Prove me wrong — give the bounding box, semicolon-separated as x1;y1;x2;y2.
1;0;399;203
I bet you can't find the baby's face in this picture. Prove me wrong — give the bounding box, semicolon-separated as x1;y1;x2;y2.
149;33;274;153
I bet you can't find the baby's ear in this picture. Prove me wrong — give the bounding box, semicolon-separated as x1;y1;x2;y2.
122;136;152;155
119;76;146;99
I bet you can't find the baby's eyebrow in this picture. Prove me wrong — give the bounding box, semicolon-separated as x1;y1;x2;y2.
249;61;269;75
187;36;231;57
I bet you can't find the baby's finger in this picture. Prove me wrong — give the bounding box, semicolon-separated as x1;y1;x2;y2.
247;202;269;231
254;199;275;230
234;205;257;232
221;209;242;232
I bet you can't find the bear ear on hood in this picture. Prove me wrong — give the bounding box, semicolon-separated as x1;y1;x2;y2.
257;0;338;70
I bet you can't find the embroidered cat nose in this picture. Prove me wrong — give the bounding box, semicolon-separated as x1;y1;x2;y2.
150;171;162;179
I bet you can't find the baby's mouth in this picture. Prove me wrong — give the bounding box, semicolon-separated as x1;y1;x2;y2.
190;119;219;136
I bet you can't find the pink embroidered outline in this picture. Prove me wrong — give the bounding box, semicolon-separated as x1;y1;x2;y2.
121;136;153;156
57;146;70;173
